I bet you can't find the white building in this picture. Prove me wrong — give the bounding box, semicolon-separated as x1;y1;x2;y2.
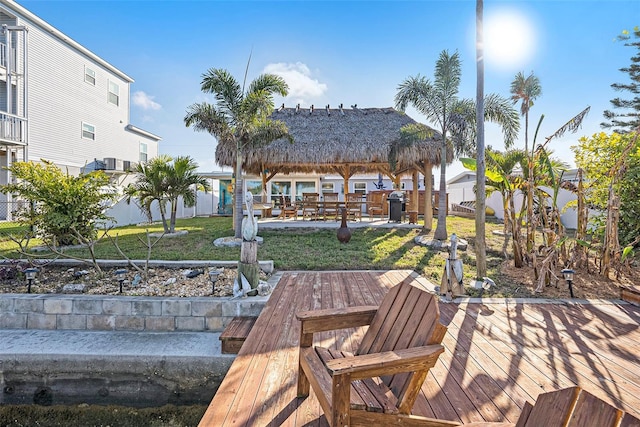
0;0;160;219
447;169;580;229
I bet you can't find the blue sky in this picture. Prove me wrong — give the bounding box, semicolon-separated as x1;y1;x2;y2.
16;0;640;183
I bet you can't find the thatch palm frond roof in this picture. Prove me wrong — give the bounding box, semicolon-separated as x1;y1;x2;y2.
215;106;451;175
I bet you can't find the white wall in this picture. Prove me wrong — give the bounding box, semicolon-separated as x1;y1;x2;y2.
102;190;219;228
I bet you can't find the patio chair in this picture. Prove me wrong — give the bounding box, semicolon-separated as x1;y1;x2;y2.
296;281;449;427
277;195;298;220
322;192;339;220
464;386;640;427
367;191;385;221
301;192;320;220
345;193;363;221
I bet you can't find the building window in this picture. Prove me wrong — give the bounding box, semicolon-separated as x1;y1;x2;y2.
271;181;291;207
108;81;119;106
353;182;367;195
139;142;148;162
246;180;262;195
295;181;316;201
84;67;95;85
321;182;334;194
82;122;95;140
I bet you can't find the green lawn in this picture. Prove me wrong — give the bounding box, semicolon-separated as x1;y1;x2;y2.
0;216;509;293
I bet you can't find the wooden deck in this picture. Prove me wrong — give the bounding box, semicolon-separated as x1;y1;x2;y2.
200;270;640;426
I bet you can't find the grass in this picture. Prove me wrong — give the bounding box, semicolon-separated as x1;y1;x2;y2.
0;216;508;290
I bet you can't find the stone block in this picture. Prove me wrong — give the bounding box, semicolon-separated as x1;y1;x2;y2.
205;316;224;331
115;316;145;331
175;316;205;331
0;313;27;328
102;299;132;316
43;298;73;314
222;300;265;317
27;313;56;329
14;298;44;313
73;299;102;315
162;300;191;316
87;315;116;330
191;300;222;317
0;296;14;312
57;314;87;330
132;300;162;316
145;316;175;331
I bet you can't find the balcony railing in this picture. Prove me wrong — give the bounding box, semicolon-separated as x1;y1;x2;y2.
0;112;27;145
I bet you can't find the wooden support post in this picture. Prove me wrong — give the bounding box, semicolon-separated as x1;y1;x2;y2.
239;240;260;295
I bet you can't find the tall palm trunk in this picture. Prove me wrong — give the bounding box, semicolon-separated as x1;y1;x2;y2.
234;142;243;239
475;0;487;278
434;127;448;240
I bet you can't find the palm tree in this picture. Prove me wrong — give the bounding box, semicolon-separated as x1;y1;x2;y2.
476;0;487;277
510;72;542;154
164;156;212;233
395;50;519;241
184;68;290;239
125;155;172;230
510;72;542;253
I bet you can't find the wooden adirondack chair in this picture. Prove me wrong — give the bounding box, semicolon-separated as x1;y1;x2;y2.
465;386;640;427
296;281;452;427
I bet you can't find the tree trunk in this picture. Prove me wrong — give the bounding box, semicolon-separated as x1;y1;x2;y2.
434;130;448;241
234;144;243;239
170;198;178;233
422;163;433;231
239;240;260;295
510;191;524;268
474;0;487;279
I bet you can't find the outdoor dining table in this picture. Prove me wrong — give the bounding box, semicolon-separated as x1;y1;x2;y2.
303;198;369;220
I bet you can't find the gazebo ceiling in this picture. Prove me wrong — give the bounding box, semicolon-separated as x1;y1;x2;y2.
215;106;452;176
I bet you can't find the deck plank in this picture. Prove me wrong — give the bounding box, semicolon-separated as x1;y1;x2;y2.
199;271;640;426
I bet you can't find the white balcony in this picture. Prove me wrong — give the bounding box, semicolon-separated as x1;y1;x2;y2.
0;112;27;145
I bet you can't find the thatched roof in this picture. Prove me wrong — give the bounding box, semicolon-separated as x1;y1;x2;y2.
215;106;452;176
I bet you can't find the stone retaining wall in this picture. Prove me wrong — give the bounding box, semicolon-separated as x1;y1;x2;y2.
0;294;268;332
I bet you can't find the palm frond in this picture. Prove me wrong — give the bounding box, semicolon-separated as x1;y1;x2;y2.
247;73;289;97
200;68;242;115
184;103;234;143
484;93;521;148
544;106;591;145
434;50;461;103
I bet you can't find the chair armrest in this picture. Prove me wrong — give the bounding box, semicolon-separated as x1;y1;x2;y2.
296;306;378;334
325;344;444;380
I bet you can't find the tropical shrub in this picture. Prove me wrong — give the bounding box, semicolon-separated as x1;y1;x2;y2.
1;160;117;245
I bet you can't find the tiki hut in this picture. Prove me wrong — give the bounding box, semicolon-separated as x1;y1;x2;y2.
215;106;453;221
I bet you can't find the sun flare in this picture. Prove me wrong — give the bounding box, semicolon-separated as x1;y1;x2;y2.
484;9;536;70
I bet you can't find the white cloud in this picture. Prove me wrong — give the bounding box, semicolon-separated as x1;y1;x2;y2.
263;62;327;103
132;91;162;111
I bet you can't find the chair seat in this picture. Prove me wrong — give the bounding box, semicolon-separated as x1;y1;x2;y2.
300;346;399;415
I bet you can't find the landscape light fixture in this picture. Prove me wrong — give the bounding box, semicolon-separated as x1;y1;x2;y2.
115;268;127;294
561;269;575;298
25;268;38;294
209;270;220;295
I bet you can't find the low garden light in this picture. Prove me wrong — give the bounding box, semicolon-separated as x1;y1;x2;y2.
25;268;38;294
561;269;575;298
209;270;220;295
115;268;127;294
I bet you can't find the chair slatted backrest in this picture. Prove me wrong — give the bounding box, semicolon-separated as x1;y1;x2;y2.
516;386;637;427
323;192;339;202
356;281;446;411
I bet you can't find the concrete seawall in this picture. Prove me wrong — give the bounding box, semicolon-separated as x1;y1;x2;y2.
0;271;280;407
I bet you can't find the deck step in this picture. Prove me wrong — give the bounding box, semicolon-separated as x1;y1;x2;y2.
621;287;640;306
219;316;257;354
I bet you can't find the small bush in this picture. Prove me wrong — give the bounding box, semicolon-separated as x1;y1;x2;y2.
1;160;117;245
